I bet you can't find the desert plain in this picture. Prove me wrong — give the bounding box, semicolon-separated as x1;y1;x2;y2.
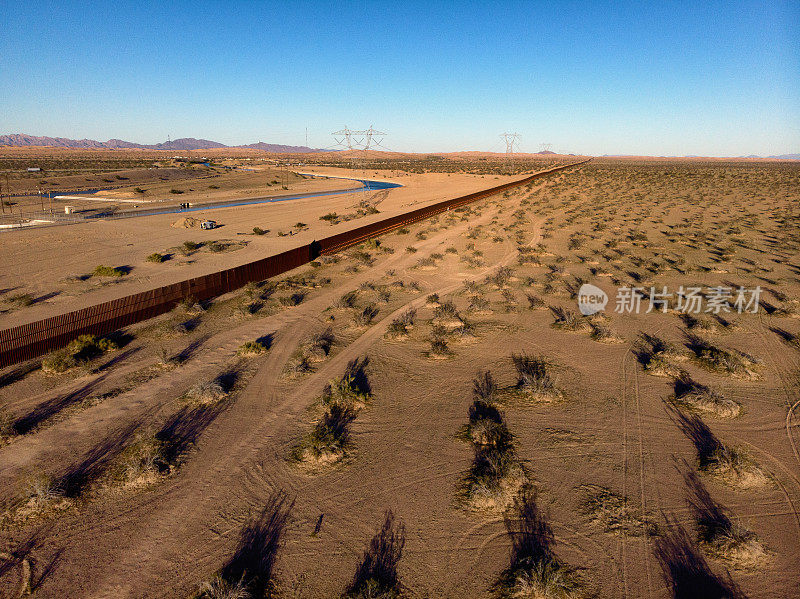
0;149;798;599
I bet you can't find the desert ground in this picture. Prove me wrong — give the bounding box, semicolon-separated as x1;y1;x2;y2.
0;153;799;598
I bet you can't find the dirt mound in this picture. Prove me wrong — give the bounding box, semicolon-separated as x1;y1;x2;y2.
171;217;200;229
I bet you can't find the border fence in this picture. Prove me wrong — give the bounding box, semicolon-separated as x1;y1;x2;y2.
0;160;589;367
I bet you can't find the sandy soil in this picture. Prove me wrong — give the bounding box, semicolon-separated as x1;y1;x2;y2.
0;169;518;328
0;159;798;598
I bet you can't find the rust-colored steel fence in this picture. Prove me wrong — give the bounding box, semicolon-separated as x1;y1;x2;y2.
0;160;588;367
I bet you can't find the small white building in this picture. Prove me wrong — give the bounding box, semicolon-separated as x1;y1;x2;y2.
27;167;41;172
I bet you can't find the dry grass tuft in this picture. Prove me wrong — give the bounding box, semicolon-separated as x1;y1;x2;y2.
293;360;371;468
495;489;582;599
200;491;293;599
511;354;561;400
675;409;768;488
41;334;119;373
671;374;741;418
581;485;658;537
684;470;767;569
635;333;687;378
344;510;406;599
386;309;416;339
460;371;527;512
654;520;747;599
685;335;760;379
549;306;591;332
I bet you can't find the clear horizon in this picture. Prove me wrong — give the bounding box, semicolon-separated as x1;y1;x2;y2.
1;1;798;157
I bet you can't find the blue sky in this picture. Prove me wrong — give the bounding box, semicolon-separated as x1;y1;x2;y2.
1;1;797;156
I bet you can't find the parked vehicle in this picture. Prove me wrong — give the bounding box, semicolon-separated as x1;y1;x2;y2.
200;220;217;230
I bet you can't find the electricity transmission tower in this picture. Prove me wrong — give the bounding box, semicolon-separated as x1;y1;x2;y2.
332;126;388;188
332;126;386;151
539;143;553;153
500;132;521;171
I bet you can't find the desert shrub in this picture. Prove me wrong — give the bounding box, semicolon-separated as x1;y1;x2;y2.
581;485;658;537
397;308;416;326
685;335;758;378
92;265;126;277
296;364;370;464
426;293;440;305
169;188;184;194
684;470;765;568
350;250;374;265
429;338;450;357
279;292;306;306
549;306;588;331
525;293;545;309
306;403;356;457
461;375;525;511
472;370;498;402
198;578;249;599
238;340;267;356
355;304;379;326
323;366;371;410
387;309;416;338
496;490;581;599
112;433;166;484
672;374;740;418
207;241;225;253
205;492;293;598
589;322;621;343
680;313;721;334
306;328;335;360
635;333;686;377
182;240;200;253
41;334;118;373
675;410;766;488
434;300;459;320
5;293;34;307
654;521;747;599
252;226;267;235
512;353;556;396
336;290;359;309
485;266;513;288
186;376;229;404
133;187;146;194
320;212;338;222
146;252;166;263
405;246;417;254
345;511;405;599
468;294;490;312
41;350;78;374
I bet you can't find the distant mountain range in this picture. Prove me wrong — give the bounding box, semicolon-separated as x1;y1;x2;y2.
0;133;325;153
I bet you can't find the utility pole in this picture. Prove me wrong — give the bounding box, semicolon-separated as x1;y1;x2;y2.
539;143;553;153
